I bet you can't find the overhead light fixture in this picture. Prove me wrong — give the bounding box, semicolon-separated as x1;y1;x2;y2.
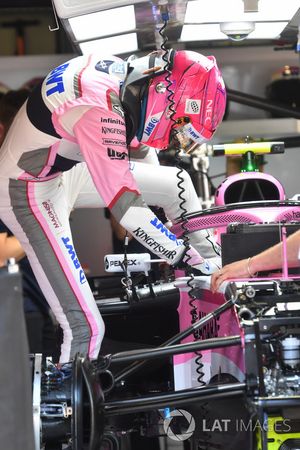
69;6;136;41
52;0;144;19
79;33;138;56
52;0;140;55
220;21;255;41
180;21;288;42
181;24;224;41
184;0;300;23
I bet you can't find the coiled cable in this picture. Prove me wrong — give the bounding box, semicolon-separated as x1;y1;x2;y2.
158;8;206;386
158;11;212;446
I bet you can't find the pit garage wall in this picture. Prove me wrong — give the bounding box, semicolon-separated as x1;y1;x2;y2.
0;47;299;275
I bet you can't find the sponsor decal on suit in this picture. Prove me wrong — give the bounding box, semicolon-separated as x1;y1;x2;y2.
61;236;87;284
132;227;178;260
102;138;126;147
45;63;69;96
102;127;126;136
107;148;127;160
42;200;61;228
150;217;181;246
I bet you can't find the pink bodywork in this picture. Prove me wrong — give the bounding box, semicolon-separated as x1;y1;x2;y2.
173;172;300;390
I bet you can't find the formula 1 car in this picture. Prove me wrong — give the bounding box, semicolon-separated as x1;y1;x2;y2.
33;142;300;450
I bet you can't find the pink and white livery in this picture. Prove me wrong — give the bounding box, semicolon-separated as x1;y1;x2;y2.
0;50;226;362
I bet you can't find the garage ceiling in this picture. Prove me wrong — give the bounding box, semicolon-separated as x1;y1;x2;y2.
0;0;299;57
57;0;300;56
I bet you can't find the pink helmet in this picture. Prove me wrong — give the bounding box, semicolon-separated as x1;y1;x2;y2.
120;50;226;150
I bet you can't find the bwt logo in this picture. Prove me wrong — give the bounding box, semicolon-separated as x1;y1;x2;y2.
61;236;87;284
144;117;159;137
46;63;69;96
150;217;181;246
187;126;201;141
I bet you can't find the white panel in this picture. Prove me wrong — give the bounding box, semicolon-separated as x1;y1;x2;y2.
79;33;138;56
69;6;136;40
248;22;288;39
185;0;300;23
181;22;288;41
52;0;144;19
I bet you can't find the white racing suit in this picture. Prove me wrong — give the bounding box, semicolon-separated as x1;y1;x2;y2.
0;53;220;363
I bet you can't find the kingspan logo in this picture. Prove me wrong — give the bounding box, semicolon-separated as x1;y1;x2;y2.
144;116;159;137
61;236;87;284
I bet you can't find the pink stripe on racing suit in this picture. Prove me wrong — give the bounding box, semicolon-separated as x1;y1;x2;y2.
0;52;219;362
